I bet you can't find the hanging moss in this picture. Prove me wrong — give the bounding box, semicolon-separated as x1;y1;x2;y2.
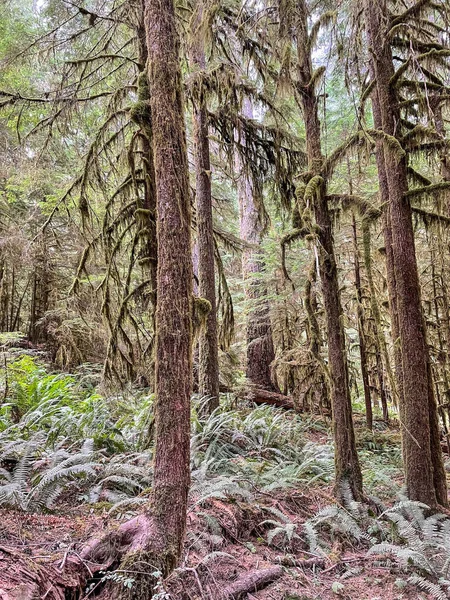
304;175;324;204
295;181;306;204
193;296;212;335
137;71;150;101
307;11;336;51
367;129;406;162
292;204;302;228
308;66;326;91
405;181;450;199
130;101;152;127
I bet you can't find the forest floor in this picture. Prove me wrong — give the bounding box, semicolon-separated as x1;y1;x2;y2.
0;348;445;599
0;418;438;600
0;480;427;600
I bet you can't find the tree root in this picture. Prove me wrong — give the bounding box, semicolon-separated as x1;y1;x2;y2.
78;513;155;572
0;544;81;600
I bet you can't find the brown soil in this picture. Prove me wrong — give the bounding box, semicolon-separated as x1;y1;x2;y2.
0;484;432;600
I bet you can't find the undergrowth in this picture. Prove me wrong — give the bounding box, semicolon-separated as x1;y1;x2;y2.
1;355;448;599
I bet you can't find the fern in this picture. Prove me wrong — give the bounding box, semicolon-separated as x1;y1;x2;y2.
108;497;148;516
407;575;448;600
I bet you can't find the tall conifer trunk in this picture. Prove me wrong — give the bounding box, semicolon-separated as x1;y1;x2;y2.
365;0;447;507
82;1;193;590
189;7;220;411
145;0;192;567
136;9;158;322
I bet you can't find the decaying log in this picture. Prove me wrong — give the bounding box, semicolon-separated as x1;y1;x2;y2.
243;387;294;410
277;556;326;569
222;566;283;599
220;384;295;409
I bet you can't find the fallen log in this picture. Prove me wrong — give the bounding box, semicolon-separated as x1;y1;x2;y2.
246;387;294;409
222;566;283;599
221;384;294;410
277;556;326;569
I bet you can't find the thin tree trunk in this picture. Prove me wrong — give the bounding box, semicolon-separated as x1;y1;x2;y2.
190;8;220;411
370;80;402;413
136;14;158;320
294;0;363;502
304;262;331;412
352;215;373;429
142;0;192;573
361;221;390;421
431;97;450;185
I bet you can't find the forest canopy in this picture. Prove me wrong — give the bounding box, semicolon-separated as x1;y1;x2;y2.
0;0;450;599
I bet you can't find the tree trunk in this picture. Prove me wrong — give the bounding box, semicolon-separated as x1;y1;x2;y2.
294;0;363;502
238;98;278;392
75;3;193;588
352;215;373;429
135;15;158;321
361;220;390;422
365;0;447;507
370;80;402;413
141;0;193;576
304;262;331;413
190;8;220;412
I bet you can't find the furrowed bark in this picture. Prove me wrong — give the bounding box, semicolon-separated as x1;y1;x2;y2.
365;0;447;507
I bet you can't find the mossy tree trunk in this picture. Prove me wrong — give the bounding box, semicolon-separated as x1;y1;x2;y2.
135;10;158;324
370;80;402;414
294;0;363;502
238;98;278;392
146;0;193;572
365;0;447;508
189;6;220;411
304;262;331;413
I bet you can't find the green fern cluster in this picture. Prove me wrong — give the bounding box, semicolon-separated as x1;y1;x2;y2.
0;435;151;513
0;356;155;452
189;402;333;504
306;491;450;600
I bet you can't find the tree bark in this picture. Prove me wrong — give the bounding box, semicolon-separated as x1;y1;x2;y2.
190;7;220;412
135;13;158;321
361;220;390;422
128;0;192;579
365;0;447;507
304;262;331;412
